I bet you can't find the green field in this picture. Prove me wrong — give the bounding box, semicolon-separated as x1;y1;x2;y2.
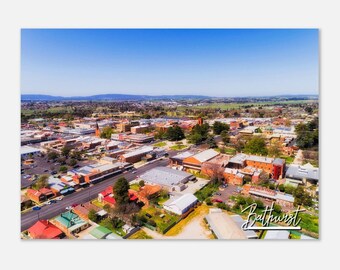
170;144;187;150
177;100;318;110
153;142;167;147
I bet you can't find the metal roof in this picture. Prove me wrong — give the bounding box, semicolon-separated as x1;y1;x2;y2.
191;149;219;163
286;164;319;181
164;193;198;213
140;167;192;187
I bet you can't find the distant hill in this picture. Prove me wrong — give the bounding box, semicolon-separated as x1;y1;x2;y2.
21;94;211;101
21;93;318;102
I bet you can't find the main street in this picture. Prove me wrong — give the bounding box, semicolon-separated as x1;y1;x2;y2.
21;157;171;231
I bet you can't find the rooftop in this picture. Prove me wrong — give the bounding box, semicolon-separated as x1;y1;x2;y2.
139;167;193;187
286;163;319;181
191;149;219;163
164;193;198;213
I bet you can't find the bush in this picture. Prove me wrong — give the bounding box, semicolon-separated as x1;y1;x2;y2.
255;199;264;209
216;202;228;210
205;198;213;206
147;219;157;227
273;204;282;214
139;180;145;187
59;165;68;173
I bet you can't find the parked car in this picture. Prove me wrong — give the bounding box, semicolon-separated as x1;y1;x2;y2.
71;203;78;208
32;206;41;211
56;197;63;201
50;199;57;204
212;198;223;203
45;201;52;205
65;206;72;210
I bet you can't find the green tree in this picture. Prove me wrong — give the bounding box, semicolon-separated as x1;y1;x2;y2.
220;130;230;144
88;209;98;222
113;177;130;205
61;146;72;157
244;136;268;156
273;204;282;214
59;165;68;173
206;135;217;148
267;141;282;158
33;174;49;190
68;158;77;167
213;121;230;135
165;125;185;141
100;126;113;139
139;180;145;187
47;151;59;160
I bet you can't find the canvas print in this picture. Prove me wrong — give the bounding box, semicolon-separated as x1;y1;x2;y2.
20;29;319;240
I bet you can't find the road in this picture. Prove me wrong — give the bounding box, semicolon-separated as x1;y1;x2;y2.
21;157;170;231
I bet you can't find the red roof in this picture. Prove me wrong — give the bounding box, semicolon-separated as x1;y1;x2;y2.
128;190;138;201
99;186;113;197
103;196;116;205
27;189;42;197
28;220;63;239
39;187;53;195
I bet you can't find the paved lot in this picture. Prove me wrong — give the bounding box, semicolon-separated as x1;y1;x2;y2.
179;178;210;194
211;184;239;203
21;154;96;188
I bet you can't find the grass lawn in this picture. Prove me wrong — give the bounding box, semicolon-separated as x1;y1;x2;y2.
91;199;104;208
165;204;210;236
128;230;153;239
280;155;294;164
170;144;187;150
129;183;140;191
140;206;180;233
194;183;219;201
153;142;167;147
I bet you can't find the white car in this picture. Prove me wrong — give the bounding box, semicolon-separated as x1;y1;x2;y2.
65;206;72;210
56;197;63;201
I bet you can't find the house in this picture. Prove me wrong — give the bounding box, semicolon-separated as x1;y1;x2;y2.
98;186;138;207
53;211;89;235
39;187;54;200
163;193;198;215
89;226;121;239
27;220;64;239
26;189;45;203
205;208;247;239
139;167;195;191
183;149;220;172
21;195;32;211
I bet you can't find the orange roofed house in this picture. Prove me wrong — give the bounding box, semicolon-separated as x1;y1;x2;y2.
27;220;64;239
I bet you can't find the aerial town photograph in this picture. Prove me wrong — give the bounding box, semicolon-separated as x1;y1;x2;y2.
20;29;319;240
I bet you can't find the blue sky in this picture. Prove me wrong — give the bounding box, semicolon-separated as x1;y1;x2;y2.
21;29;319;97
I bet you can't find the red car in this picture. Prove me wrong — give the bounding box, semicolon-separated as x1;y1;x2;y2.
71;203;79;208
212;198;223;203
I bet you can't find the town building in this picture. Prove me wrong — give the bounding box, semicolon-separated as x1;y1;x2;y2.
120;146;154;163
139;167;196;191
163;193;198;215
183;149;220;172
205;208;247;239
285;163;319;187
